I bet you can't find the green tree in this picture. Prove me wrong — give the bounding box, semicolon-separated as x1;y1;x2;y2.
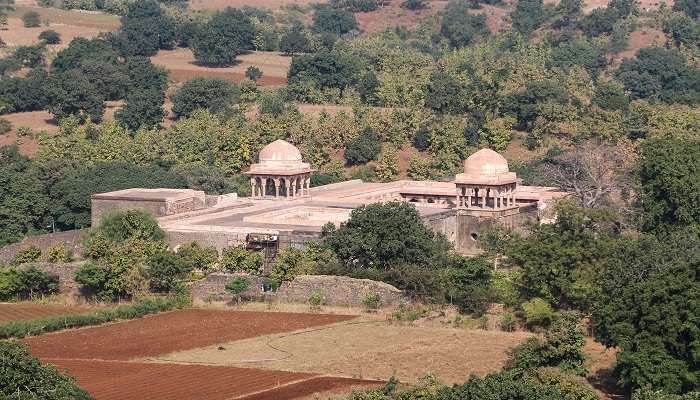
510;0;545;35
116;88;165;131
175;241;219;272
674;0;700;18
280;23;310;55
111;0;176;56
0;145;50;246
374;146;399;182
506;200;617;311
39;29;61;44
0;0;15;28
51;38;120;74
191;7;254;66
638;137;700;233
440;0;490;47
344;127;381;165
245;66;263;82
312;5;358;35
425;69;466;114
172;78;241;118
663;12;700;48
0;341;92;400
98;209;165;243
221;245;263;274
288;50;360;92
146;249;191;292
322;201;451;269
46;69;106;123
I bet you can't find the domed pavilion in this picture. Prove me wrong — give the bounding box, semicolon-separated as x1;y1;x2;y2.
245;140;315;199
454;148;518;210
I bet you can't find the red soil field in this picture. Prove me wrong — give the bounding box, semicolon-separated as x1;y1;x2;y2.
237;376;383;400
25;309;355;360
0;303;88;324
47;359;318;400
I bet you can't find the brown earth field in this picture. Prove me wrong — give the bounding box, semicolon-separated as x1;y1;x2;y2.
0;303;89;324
24;309;355;360
188;0;323;10
154;319;534;384
152;48;291;86
43;359;381;400
0;17;107;50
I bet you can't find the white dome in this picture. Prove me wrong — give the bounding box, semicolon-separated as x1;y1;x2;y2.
259;139;302;163
463;148;510;176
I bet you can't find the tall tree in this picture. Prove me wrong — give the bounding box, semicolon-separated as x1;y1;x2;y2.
190;7;254;67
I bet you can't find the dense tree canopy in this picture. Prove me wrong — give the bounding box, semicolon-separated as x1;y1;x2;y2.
190;7;254;66
440;0;490;47
171;78;241;118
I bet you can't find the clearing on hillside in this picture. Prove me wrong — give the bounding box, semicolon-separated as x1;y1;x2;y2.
152;48;290;86
24;309;355;360
155;319;533;384
0;303;89;324
0;17;106;49
188;0;323;10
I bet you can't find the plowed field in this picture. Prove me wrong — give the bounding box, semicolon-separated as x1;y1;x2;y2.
237;376;381;400
25;309;354;360
46;359;318;400
0;303;88;324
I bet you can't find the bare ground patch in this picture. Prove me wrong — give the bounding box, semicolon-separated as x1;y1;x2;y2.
152;48;290;86
188;0;324;11
0;17;106;50
152;318;533;384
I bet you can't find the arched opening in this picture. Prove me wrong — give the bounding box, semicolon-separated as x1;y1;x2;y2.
470;232;479;241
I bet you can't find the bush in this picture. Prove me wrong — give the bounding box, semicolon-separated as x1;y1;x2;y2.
44;243;73;263
171;78;240;118
363;292;382;310
225;276;250;303
268;246;319;285
176;242;219;272
258;90;287;117
344;127;381;165
0;118;11;135
11;246;42;265
308;291;324;310
0;296;190;339
0;341;92;400
522;298;555;330
221;245;263;274
191;8;254;66
312;5;358;35
500;311;517;331
147;250;192;293
401;0;428;10
245;66;263;82
74;262;108;296
39;29;61;44
0;266;58;301
22;11;41;27
99;209;165;243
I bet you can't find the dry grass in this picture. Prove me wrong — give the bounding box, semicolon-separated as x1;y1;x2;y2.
9;5;120;29
0;17;106;49
152;317;533;384
188;0;323;11
151;48;290;86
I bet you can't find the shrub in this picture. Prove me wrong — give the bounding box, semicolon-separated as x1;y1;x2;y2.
146;250;192;293
522;297;555;330
268;246;318;284
12;246;42;265
401;0;428;10
308;291;323;310
176;242;219;272
99;210;165;243
221;245;263;274
500;311;517;331
171;77;240;118
74;262;108;296
258;90;286;117
0;341;92;400
225;276;250;303
344;127;381;165
0;118;10;135
22;11;41;27
363;292;382;310
44;243;73;263
245;66;263;82
38;29;61;44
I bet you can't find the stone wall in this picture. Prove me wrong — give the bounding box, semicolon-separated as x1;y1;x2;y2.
190;274;406;307
190;273;266;303
0;230;86;265
276;275;405;307
28;262;82;293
